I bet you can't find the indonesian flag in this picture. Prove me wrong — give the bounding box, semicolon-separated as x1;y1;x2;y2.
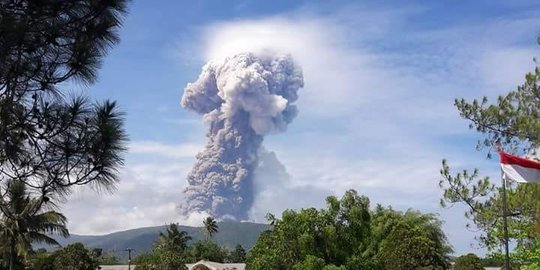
499;151;540;183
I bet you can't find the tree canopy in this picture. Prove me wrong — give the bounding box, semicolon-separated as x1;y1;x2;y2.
439;43;540;266
0;180;68;269
228;244;246;263
0;0;129;210
135;224;192;270
247;190;452;270
453;253;484;270
155;223;192;254
52;243;98;270
0;0;129;201
203;217;219;240
0;1;129;269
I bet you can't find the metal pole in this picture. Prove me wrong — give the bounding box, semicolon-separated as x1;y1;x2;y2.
125;248;134;270
501;171;511;270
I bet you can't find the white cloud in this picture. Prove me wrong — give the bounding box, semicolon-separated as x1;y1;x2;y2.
200;17;386;115
63;148;198;234
478;47;538;92
129;141;202;159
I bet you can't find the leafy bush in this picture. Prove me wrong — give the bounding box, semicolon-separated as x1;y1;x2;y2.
185;241;228;263
134;250;187;270
247;190;452;270
453;253;483;270
52;243;99;270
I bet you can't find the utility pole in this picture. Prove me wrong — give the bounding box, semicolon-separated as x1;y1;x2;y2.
497;143;511;270
125;248;135;270
501;171;511;270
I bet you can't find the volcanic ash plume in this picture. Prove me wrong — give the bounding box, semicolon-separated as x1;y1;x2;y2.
179;53;303;220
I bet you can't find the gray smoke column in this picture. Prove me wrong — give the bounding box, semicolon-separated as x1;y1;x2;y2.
179;53;303;220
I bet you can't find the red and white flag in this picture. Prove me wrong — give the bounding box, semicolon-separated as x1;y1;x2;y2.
499;151;540;183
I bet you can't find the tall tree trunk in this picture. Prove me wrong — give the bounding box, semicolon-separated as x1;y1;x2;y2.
9;238;15;270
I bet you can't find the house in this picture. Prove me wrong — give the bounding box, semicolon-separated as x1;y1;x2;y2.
186;260;246;270
99;265;135;270
99;260;247;270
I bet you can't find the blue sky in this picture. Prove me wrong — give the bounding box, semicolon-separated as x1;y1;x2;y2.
63;0;540;255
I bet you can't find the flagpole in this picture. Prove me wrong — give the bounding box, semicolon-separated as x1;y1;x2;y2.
501;168;511;270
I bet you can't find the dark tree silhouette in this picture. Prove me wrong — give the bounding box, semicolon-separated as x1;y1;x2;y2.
0;1;129;201
0;2;129;268
155;223;192;253
0;180;68;269
203;217;218;240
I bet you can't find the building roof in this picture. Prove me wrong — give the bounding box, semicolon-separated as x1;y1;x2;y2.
186;260;246;270
99;265;135;270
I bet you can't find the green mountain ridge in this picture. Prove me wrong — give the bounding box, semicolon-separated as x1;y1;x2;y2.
46;221;270;262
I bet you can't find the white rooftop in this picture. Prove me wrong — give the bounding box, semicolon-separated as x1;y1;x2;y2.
186;260;246;270
99;266;135;270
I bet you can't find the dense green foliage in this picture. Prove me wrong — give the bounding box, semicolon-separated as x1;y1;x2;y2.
0;1;129;268
0;180;68;269
135;223;251;268
134;249;187;270
203;217;219;240
135;223;189;270
32;253;55;270
0;1;128;268
51;243;98;270
377;222;440;270
89;248;120;265
515;238;540;270
35;221;267;262
370;205;452;269
439;48;540;267
479;253;505;267
25;243;106;270
246;190;452;270
26;220;269;264
453;253;484;270
455;67;540;153
228;244;246;263
28;249;55;270
96;254;121;265
185;241;228;263
28;246;118;269
0;0;129;198
155;223;192;253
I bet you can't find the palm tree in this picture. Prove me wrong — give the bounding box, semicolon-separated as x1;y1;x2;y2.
0;180;69;269
202;217;218;241
155;223;192;253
